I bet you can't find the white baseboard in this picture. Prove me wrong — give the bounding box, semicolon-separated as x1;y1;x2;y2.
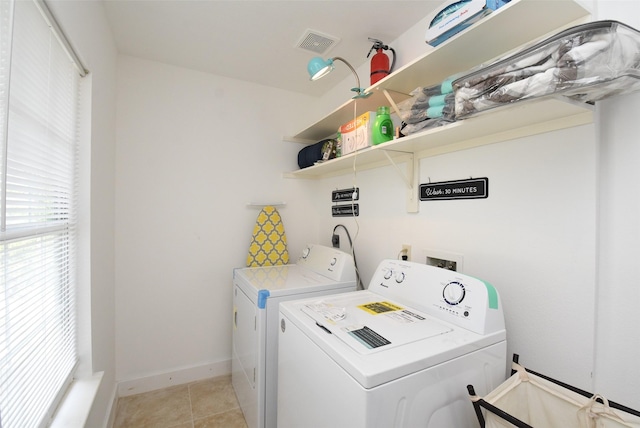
116;359;231;397
104;383;118;428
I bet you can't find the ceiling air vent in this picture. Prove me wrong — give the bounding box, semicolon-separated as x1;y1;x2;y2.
295;29;340;55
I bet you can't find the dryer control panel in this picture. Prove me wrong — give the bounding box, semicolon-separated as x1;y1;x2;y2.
296;244;356;282
368;260;504;335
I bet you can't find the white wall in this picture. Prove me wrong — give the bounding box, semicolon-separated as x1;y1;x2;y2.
596;93;640;408
114;56;319;390
593;1;640;407
46;1;119;426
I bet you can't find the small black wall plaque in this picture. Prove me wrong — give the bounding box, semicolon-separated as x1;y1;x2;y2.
332;187;359;202
419;178;489;201
332;204;359;217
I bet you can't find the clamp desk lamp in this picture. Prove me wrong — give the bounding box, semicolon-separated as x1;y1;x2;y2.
307;56;371;99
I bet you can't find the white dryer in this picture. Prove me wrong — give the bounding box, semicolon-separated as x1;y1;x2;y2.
232;244;357;428
277;259;507;428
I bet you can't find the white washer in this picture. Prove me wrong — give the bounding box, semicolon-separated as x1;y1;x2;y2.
277;259;507;428
232;244;357;428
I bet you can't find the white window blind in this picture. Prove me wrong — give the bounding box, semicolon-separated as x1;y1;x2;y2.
0;0;84;427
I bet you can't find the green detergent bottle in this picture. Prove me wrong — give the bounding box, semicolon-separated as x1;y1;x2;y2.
372;106;393;145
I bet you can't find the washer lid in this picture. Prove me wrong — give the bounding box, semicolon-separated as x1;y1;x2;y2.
234;264;356;300
301;292;452;355
281;290;506;389
236;264;326;290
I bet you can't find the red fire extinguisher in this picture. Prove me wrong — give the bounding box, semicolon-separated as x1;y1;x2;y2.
367;38;396;85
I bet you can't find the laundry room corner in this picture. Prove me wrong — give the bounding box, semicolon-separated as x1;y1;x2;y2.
307;14;600;396
9;0;640;426
592;2;640;406
311;118;598;392
113;54;320;391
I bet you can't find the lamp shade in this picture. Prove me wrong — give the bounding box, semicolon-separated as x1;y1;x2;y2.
307;57;334;81
306;56;370;99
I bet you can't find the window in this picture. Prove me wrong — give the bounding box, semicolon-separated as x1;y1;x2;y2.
0;0;86;426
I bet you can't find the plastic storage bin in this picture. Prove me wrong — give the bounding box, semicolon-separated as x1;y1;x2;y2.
453;20;640;119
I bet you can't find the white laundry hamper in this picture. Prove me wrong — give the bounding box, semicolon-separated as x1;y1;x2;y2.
468;355;640;428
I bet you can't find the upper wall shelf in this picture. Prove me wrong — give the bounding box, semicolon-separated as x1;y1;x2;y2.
372;0;590;96
283;0;592;164
284;97;593;179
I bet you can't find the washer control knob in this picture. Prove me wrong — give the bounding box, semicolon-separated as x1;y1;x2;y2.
384;269;393;280
395;272;405;283
301;247;311;259
443;281;466;306
330;257;337;266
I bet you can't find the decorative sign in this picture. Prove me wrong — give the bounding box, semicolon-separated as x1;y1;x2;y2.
332;204;359;217
419;178;489;201
332;187;359;202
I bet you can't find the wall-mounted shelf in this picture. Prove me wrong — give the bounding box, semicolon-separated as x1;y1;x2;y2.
284;97;593;180
283;90;409;144
283;0;592;211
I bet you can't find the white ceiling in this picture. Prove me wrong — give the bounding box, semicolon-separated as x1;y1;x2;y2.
102;0;441;97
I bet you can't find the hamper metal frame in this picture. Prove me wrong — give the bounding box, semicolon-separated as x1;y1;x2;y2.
467;354;640;428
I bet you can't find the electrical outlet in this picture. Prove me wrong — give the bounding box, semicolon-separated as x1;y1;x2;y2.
332;234;340;248
401;244;411;261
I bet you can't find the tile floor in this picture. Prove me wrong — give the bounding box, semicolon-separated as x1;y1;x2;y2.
114;375;247;428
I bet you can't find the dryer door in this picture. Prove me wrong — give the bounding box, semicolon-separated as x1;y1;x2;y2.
233;284;257;388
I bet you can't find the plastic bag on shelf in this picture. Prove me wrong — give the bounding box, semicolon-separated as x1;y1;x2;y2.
453;20;640;119
396;82;456;135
